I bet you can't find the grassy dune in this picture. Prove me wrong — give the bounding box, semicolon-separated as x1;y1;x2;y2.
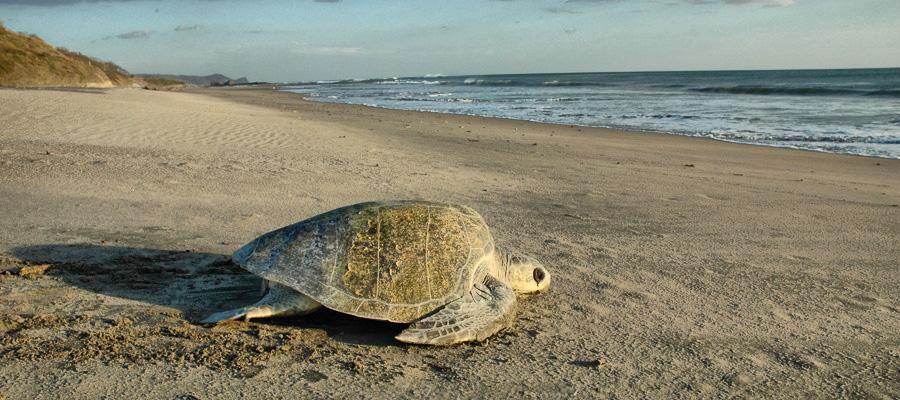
0;23;136;88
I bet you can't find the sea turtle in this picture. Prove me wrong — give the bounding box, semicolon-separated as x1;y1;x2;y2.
201;200;550;345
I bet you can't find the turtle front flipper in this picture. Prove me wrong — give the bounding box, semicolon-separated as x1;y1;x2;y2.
200;281;322;324
396;274;517;345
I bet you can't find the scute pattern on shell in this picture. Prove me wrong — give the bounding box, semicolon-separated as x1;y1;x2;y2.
341;204;466;304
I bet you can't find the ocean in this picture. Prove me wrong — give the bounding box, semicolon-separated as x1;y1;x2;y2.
282;68;900;159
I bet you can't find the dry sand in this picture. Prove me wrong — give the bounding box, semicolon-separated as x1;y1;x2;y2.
0;87;897;399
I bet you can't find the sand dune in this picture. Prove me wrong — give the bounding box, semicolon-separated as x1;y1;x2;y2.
0;87;897;398
0;24;133;88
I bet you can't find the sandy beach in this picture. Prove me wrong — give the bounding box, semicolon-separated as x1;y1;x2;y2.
0;87;897;398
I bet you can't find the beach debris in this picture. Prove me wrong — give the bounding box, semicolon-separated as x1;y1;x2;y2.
571;356;607;369
300;369;328;383
198;201;551;345
466;138;480;142
17;263;51;278
684;164;695;167
427;362;458;380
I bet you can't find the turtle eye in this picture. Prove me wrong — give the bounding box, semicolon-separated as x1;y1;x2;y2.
533;268;545;283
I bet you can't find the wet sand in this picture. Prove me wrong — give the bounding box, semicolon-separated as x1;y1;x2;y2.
0;87;898;398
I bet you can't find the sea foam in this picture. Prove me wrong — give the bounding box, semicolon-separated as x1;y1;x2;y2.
283;68;900;159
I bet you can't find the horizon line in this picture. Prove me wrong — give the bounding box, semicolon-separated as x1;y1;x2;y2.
270;66;899;85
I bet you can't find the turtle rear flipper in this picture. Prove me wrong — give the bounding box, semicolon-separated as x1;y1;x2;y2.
396;275;517;345
200;282;321;324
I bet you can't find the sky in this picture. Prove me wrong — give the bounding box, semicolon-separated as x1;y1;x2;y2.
1;0;898;82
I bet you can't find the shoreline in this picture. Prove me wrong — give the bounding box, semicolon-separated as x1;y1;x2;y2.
313;100;900;161
0;87;897;398
213;86;900;162
267;68;900;161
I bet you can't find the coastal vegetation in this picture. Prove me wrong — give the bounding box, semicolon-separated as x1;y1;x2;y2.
0;22;135;88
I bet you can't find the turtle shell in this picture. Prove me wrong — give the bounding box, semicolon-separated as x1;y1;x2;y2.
232;201;496;323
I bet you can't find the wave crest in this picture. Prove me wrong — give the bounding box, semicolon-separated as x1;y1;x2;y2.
690;86;900;98
463;78;513;86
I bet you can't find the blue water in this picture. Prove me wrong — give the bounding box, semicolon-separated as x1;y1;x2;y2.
283;68;900;159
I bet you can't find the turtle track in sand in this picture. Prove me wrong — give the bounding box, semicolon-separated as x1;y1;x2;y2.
0;247;408;377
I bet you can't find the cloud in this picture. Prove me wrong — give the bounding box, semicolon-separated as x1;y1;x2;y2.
174;24;200;32
0;0;143;5
730;0;794;6
544;6;583;14
562;0;793;6
297;46;362;55
682;0;795;6
282;40;364;55
103;29;152;40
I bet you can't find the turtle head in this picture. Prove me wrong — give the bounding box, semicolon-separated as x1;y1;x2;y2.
497;249;550;294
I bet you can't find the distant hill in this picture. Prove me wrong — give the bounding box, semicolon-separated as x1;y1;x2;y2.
0;22;135;88
135;73;235;87
223;77;250;86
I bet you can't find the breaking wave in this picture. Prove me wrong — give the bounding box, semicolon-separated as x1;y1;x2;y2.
284;68;900;159
690;86;900;98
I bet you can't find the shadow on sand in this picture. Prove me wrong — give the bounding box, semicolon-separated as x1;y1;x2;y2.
11;243;404;346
